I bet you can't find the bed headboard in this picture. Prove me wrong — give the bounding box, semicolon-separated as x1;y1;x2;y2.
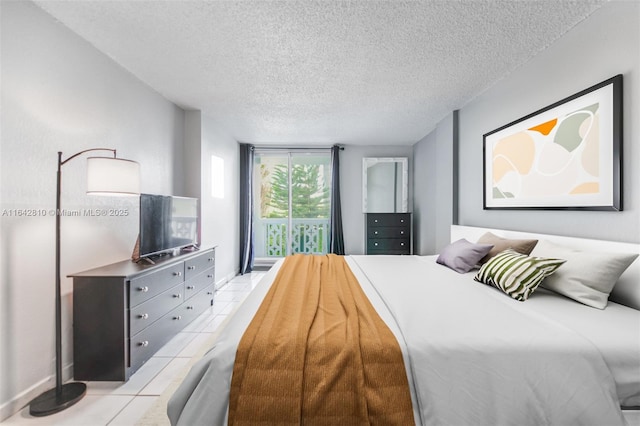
451;225;640;311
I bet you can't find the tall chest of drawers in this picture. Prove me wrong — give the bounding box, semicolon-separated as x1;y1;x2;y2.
366;213;411;255
71;247;215;381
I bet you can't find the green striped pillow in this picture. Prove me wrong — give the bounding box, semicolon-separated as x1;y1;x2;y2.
474;249;566;301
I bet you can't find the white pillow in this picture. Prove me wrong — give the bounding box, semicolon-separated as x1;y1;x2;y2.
530;239;639;309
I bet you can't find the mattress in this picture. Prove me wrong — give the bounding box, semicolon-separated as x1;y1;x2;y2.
168;254;639;425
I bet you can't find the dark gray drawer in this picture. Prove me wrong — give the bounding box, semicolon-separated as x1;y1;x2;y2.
367;238;410;252
129;305;188;372
185;250;215;280
129;283;184;336
368;226;409;238
179;284;215;324
367;213;410;228
129;264;184;307
184;267;215;300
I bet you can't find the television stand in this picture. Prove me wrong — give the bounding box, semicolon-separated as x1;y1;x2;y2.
70;247;216;381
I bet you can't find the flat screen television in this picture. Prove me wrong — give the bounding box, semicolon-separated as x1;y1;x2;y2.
138;193;199;259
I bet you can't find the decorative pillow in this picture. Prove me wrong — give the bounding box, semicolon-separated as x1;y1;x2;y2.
474;249;566;301
436;239;494;273
477;232;538;264
530;240;639;309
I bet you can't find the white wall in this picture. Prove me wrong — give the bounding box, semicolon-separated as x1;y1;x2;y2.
180;111;239;287
413;112;456;254
200;115;240;286
0;1;185;419
458;1;640;243
340;145;414;255
183;111;203;200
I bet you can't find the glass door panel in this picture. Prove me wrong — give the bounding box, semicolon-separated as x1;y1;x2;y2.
290;154;331;254
252;152;331;259
253;154;288;258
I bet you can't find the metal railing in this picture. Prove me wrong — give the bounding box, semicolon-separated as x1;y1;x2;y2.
254;218;330;257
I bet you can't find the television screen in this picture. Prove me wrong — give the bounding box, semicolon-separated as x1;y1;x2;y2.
139;194;199;258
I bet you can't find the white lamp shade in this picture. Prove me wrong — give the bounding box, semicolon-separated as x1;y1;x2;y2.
86;157;140;195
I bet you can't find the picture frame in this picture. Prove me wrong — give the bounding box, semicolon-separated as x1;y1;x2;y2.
483;74;622;211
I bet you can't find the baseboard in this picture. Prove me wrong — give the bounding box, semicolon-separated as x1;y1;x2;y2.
214;268;239;291
0;363;74;422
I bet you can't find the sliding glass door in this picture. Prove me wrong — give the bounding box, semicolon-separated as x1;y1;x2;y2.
253;151;331;260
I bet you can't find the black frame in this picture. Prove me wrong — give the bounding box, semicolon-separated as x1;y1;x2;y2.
483;74;623;211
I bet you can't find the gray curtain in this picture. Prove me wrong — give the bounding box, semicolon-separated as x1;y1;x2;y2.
239;143;254;274
329;145;345;255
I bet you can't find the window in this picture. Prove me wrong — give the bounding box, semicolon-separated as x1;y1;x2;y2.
253;151;331;258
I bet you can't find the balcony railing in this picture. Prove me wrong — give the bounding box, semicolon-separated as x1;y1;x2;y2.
254;218;330;257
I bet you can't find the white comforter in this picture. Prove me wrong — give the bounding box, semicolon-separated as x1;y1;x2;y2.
168;255;629;425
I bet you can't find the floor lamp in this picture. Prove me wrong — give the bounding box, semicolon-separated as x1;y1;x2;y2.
29;148;140;417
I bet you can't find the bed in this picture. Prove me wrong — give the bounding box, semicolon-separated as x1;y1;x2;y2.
167;225;640;425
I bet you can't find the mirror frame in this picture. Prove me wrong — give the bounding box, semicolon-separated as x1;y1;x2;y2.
362;157;408;213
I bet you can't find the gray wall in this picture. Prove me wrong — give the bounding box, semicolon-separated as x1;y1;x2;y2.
458;1;640;243
0;1;185;419
340;145;414;255
413;112;456;254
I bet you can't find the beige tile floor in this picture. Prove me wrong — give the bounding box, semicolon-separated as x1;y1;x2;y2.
1;272;265;426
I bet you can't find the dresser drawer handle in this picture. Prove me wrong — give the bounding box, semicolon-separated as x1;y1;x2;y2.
374;219;378;223
208;257;214;262
400;242;405;246
173;293;182;299
400;230;405;235
139;313;149;319
139;340;149;347
374;242;379;246
187;266;195;270
173;315;182;320
374;231;378;235
173;271;182;277
186;285;195;290
186;305;194;310
400;219;405;223
138;286;149;293
207;291;213;295
207;274;213;278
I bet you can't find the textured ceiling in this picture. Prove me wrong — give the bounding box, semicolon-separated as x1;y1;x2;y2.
34;0;605;146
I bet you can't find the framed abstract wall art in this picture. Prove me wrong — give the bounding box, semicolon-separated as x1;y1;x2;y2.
483;74;622;211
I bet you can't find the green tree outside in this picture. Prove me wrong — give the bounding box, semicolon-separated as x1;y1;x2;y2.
266;163;330;219
255;154;331;255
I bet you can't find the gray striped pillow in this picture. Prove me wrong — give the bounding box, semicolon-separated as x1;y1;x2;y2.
474;249;566;301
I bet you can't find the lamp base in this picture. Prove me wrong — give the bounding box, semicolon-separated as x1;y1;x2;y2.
29;382;86;417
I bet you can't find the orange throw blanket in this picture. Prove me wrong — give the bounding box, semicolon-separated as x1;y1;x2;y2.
228;254;414;425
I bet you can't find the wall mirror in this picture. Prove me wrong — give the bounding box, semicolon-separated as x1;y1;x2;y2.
362;157;408;213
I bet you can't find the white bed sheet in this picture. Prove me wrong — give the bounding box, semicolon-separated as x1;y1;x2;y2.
349;255;630;425
517;286;640;407
168;255;635;426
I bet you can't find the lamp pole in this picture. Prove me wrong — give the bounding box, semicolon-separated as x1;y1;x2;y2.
29;148;119;417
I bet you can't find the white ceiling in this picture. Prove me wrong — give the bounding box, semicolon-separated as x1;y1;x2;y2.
34;0;605;146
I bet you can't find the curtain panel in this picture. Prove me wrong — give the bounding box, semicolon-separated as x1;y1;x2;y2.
329;145;345;255
239;143;254;274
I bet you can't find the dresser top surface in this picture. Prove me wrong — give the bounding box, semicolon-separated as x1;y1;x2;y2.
69;246;215;278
